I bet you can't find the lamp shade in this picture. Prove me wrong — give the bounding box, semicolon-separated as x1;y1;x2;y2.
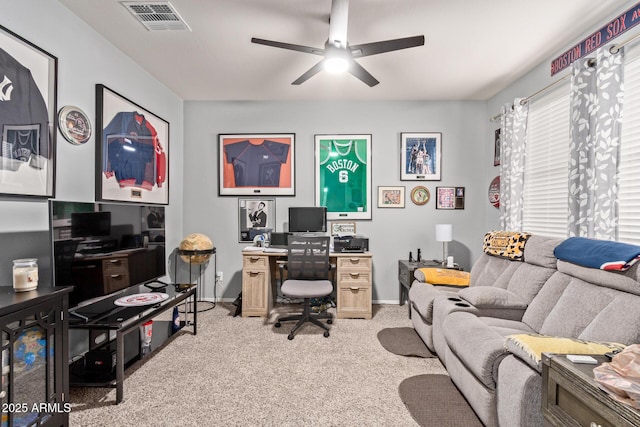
435;224;453;242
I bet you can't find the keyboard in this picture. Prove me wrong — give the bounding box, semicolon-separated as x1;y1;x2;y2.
263;247;287;253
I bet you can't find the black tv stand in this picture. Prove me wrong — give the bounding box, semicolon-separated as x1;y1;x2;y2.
68;283;197;403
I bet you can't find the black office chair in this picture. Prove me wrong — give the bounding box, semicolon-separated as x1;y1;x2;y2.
275;236;333;340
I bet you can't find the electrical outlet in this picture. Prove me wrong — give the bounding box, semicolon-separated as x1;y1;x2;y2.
216;271;223;282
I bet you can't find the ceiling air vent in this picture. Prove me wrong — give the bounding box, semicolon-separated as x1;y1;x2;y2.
121;1;191;31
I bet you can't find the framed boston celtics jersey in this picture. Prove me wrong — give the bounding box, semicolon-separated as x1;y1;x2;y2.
315;134;372;220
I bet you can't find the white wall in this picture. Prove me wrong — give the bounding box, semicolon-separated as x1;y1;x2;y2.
0;0;184;284
184;100;489;302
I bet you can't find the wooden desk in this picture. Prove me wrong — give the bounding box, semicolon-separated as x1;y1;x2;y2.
242;249;373;319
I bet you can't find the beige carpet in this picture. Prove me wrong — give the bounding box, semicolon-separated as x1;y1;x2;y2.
377;327;437;358
70;303;447;426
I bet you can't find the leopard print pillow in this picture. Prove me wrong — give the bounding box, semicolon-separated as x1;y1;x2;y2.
483;231;532;261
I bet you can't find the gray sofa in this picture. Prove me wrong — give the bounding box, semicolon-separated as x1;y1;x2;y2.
408;234;640;427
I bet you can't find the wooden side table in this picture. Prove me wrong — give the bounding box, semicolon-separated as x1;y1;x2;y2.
398;259;464;316
542;353;640;427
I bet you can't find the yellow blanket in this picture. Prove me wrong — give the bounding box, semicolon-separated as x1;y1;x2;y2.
417;268;470;286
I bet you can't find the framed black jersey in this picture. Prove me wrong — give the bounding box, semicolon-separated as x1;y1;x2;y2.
219;133;295;196
0;25;57;198
315;134;372;220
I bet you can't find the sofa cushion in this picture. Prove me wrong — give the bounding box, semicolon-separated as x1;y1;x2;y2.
443;311;510;389
521;235;563;269
557;260;640;297
459;287;528;310
414;268;470;286
505;333;626;372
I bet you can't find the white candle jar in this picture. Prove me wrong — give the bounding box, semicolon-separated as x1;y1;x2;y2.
12;258;38;292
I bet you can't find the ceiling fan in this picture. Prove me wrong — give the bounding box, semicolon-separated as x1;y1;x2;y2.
251;0;425;87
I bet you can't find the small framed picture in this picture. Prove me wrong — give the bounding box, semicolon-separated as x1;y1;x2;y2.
400;132;442;181
378;186;405;208
330;221;356;236
494;129;501;166
238;198;275;242
436;186;465;210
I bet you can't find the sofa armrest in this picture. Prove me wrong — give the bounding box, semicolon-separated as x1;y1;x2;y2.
459;287;528;310
408;281;459;322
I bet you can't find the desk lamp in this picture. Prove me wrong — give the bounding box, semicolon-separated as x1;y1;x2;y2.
435;224;453;265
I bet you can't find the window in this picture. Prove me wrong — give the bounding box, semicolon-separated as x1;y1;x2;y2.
618;45;640;245
521;81;571;238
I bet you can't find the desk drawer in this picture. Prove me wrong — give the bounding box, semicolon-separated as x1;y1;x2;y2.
337;256;371;271
243;255;269;270
103;258;129;274
103;272;130;293
337;285;371;319
338;271;371;285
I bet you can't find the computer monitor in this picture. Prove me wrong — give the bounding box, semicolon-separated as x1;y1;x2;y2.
71;211;111;238
288;207;327;233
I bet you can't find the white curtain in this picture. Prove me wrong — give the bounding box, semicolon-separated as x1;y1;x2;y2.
568;47;624;240
499;98;529;231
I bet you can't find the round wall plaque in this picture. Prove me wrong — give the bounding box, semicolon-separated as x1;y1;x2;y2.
58;106;92;145
489;176;500;208
410;186;430;205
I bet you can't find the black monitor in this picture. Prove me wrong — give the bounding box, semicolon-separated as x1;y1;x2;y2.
288;207;327;233
71;211;111;238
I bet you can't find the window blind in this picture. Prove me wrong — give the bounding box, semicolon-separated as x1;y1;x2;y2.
522;82;570;238
619;45;640;245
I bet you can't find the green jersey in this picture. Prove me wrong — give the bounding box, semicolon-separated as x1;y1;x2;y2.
318;139;368;213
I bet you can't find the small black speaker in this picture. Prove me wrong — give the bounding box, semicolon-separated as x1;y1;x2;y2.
271;232;291;247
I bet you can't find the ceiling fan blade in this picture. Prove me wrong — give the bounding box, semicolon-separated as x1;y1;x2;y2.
349;35;425;58
251;38;324;56
292;60;325;85
329;0;349;47
348;60;379;87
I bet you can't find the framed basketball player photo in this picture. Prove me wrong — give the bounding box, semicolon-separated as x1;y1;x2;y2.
315;134;372;220
96;84;170;205
400;132;442;181
0;25;57;198
219;133;295;196
238;198;275;242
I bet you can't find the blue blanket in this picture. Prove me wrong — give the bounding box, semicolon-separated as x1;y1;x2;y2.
554;237;640;271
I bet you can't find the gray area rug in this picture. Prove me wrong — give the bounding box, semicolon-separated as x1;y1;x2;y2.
377;327;436;358
399;374;483;427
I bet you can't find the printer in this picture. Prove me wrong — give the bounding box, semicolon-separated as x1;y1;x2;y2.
333;235;369;253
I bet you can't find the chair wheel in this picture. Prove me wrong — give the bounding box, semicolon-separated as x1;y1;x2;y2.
327;319;333;324
288;334;294;340
324;331;330;337
275;322;281;328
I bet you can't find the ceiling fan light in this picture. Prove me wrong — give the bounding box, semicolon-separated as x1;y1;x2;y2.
324;56;349;74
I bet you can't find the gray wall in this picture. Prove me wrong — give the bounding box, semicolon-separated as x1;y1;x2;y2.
485;3;640;235
184;101;489;302
0;0;184;286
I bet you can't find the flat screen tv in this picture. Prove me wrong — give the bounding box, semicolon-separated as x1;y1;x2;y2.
288;206;327;233
50;201;167;309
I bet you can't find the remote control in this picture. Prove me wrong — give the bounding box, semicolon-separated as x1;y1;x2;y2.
566;355;598;364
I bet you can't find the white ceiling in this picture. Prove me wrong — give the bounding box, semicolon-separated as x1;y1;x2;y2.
58;0;630;101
